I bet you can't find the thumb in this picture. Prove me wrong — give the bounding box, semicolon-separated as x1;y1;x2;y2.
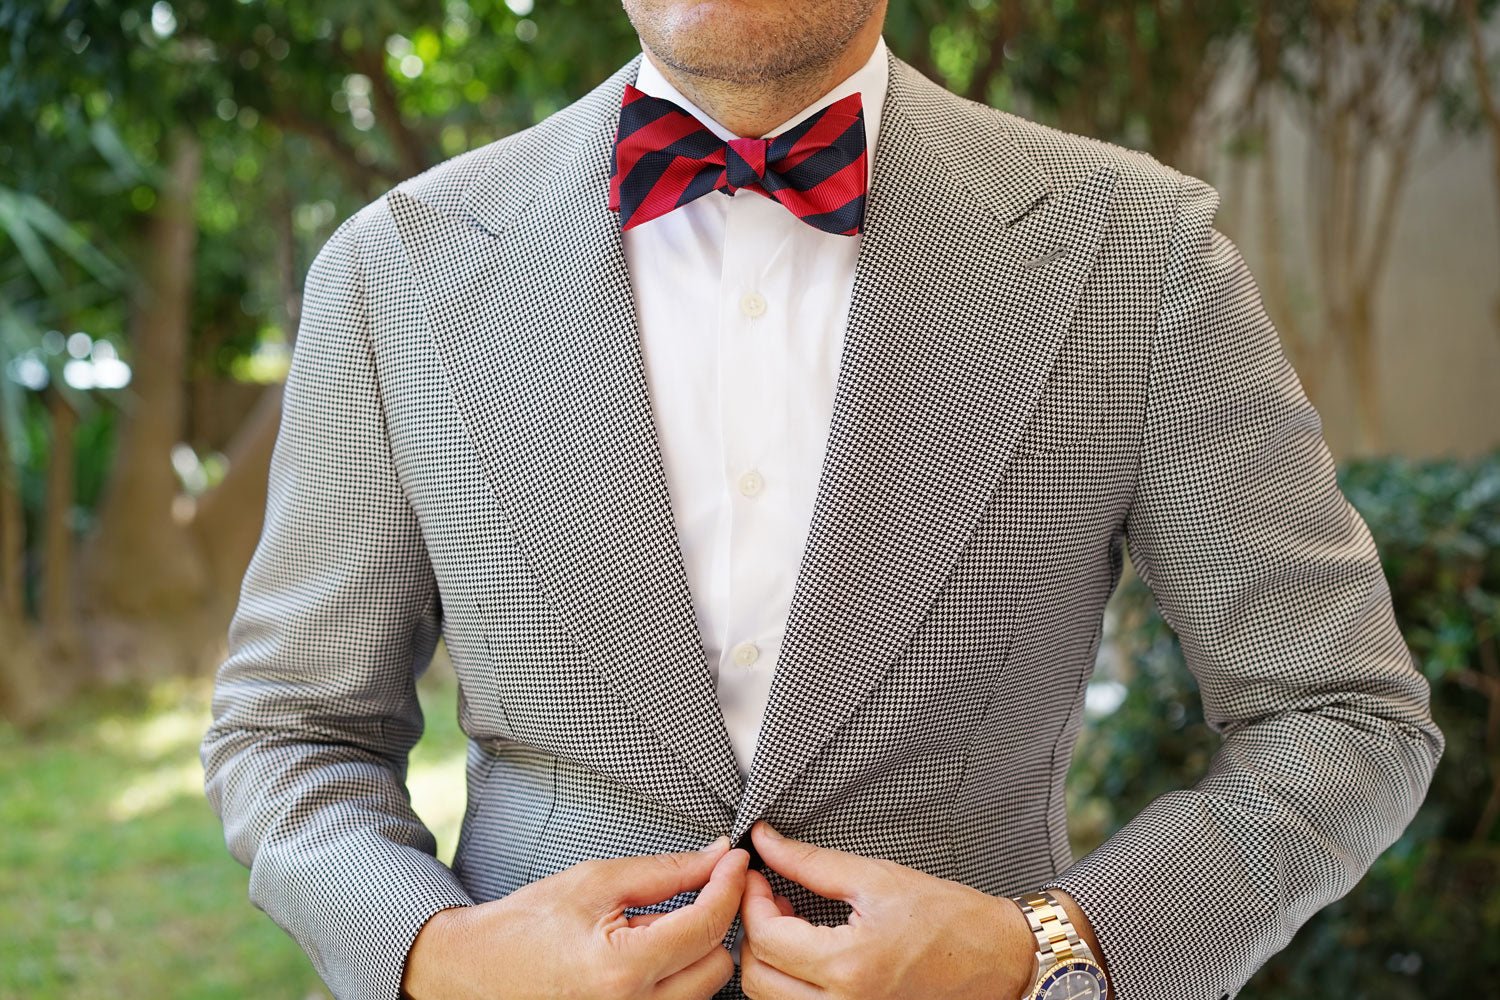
739;868;785;926
632;847;749;978
750;821;871;903
588;836;731;910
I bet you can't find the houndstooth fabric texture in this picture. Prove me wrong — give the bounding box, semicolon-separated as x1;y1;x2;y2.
200;45;1444;1000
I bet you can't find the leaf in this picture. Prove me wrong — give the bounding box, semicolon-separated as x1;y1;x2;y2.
88;119;147;186
15;188;125;285
0;189;63;292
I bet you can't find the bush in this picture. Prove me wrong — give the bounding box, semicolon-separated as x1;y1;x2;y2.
1068;450;1500;998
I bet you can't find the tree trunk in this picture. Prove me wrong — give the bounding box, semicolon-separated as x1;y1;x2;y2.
29;379;88;707
0;407;23;621
0;400;49;726
0;614;51;728
192;178;302;607
191;382;283;598
1344;294;1385;456
1460;0;1500;336
40;385;82;658
1254;99;1327;405
80;127;210;628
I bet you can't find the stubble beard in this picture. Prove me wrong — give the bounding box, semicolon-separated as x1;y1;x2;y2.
624;0;882;87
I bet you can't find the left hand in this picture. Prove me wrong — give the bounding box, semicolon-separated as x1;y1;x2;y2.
738;821;1037;999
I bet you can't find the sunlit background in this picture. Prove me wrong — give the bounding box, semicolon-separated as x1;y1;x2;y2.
1;2;1497;998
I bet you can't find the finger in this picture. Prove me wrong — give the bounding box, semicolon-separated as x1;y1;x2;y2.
652;941;735;1000
750;822;871;903
638;846;749;978
627;912;667;928
740;869;836;985
741;868;782;922
740;942;825;1000
592;837;731;911
742;867;796;917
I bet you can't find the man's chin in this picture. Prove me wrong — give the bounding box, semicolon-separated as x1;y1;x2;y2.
648;32;831;86
630;0;867;84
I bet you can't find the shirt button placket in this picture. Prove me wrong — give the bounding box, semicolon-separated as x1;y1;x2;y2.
719;192;776;726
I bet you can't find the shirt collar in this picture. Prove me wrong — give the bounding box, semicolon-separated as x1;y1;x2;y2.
631;35;889;187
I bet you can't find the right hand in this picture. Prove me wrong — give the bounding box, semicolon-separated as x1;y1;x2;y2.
401;836;749;1000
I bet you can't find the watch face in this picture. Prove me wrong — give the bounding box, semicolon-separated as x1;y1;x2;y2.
1036;959;1108;1000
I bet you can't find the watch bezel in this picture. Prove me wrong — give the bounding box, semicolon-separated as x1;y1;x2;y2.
1031;957;1109;999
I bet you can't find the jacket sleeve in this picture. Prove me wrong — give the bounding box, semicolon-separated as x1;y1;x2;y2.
199;211;475;1000
1039;173;1444;999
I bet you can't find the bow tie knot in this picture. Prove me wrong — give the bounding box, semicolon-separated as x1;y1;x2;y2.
608;84;869;236
725;137;769;191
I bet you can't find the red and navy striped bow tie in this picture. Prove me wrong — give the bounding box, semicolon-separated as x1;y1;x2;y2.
608;84;868;236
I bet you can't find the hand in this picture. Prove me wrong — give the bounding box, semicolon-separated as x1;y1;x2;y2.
738;821;1037;1000
401;836;749;1000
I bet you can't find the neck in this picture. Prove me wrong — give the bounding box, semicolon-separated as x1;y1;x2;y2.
640;16;885;138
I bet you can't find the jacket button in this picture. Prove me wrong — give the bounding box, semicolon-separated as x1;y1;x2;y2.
733;829;765;871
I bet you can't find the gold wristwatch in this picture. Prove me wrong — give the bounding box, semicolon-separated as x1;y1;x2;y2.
1009;890;1110;1000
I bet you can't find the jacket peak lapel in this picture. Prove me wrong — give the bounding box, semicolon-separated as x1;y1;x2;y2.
385;57;743;821
731;53;1121;836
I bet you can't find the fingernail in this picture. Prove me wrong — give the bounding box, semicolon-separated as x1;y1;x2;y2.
700;835;729;853
760;822;782;839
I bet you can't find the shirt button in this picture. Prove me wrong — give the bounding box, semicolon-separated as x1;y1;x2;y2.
737;469;765;497
732;642;760;668
739;292;767;318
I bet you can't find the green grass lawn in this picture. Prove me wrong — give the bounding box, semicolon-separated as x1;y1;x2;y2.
0;650;470;1000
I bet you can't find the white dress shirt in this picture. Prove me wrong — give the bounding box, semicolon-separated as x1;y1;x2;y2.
623;37;890;782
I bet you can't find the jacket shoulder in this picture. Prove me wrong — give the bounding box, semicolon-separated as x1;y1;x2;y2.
319;133;517;261
890;56;1201;220
990;106;1225;254
333;54;642;248
1001;110;1182;187
999;108;1203;225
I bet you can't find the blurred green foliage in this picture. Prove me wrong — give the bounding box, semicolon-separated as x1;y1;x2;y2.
0;0;1488;550
1070;449;1500;997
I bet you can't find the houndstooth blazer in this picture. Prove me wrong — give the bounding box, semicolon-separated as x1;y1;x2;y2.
200;46;1444;1000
